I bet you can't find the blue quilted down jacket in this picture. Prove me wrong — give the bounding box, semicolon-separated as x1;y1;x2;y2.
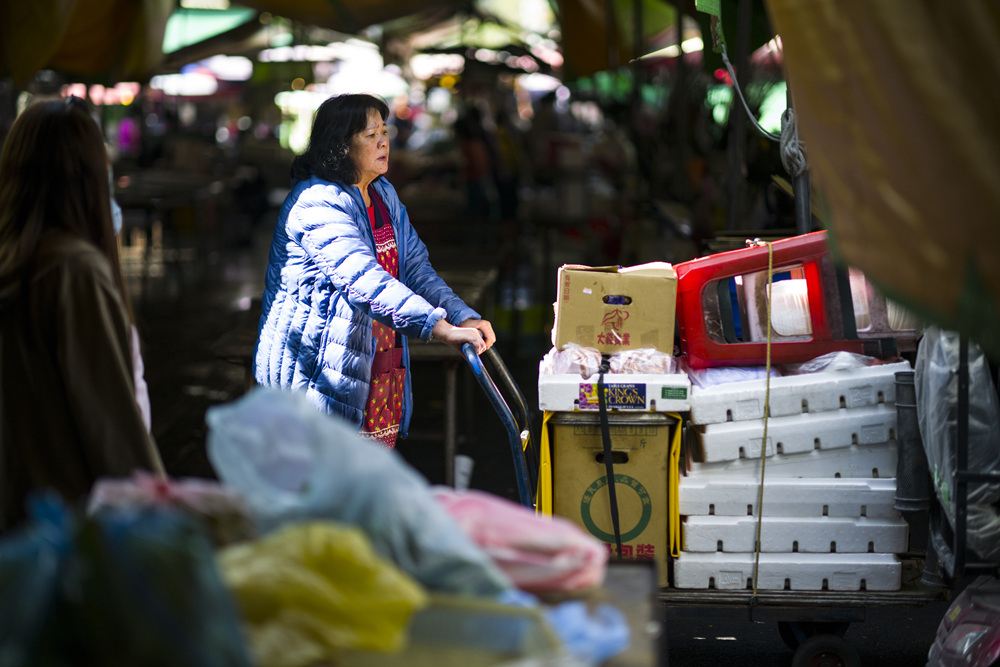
253;175;480;435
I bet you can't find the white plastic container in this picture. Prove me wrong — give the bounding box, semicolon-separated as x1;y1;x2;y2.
672;551;902;591
681;515;908;553
678;477;899;518
688;361;911;425
693;404;897;463
684;441;898;479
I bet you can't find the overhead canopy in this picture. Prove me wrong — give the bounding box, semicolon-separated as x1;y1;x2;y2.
554;0;677;80
235;0;461;40
553;0;773;81
0;0;174;86
0;0;464;87
764;0;1000;359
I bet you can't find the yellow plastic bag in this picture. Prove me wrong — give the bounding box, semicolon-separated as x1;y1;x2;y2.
218;521;428;667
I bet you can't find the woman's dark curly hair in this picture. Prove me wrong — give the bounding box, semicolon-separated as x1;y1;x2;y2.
290;93;390;185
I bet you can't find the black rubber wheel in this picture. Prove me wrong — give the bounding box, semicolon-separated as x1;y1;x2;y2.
791;633;861;667
778;621;805;651
778;621;851;651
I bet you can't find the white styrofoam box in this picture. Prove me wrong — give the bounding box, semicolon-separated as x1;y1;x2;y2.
681;515;908;554
678;477;900;518
537;371;691;412
684;441;897;479
694;404;897;463
672;551;901;591
688;361;911;425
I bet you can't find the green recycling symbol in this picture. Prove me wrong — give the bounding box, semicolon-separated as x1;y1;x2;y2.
580;473;652;543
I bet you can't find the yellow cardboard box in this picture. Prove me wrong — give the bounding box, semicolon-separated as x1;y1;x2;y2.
553;262;677;354
549;412;674;587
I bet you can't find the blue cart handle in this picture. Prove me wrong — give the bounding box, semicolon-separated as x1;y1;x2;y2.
461;343;535;508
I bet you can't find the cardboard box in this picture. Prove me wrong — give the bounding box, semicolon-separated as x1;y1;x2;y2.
554;263;677;354
550;412;675;587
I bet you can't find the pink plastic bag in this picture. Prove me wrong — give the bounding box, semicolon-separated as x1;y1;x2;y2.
432;487;607;595
87;471;257;548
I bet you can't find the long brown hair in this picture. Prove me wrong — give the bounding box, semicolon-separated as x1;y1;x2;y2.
0;96;131;318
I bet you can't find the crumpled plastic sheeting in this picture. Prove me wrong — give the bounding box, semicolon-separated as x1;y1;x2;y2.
432;487;607;594
780;351;880;375
0;494;72;667
0;494;254;667
205;387;512;596
684;364;781;389
545;600;631;666
499;590;630;666
916;327;1000;562
608;348;676;375
217;521;428;667
541;344;676;377
87;471;257;548
541;344;603;378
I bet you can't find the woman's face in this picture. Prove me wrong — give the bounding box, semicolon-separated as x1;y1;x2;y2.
351;109;390;187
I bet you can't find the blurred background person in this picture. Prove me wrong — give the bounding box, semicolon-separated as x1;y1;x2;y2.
454;106;496;229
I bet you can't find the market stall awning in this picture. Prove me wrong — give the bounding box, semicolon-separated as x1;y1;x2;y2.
553;0;773;80
555;0;678;80
764;0;1000;359
235;0;460;36
0;0;174;86
0;0;465;87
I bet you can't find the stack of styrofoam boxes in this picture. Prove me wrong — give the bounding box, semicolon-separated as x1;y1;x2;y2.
673;360;913;592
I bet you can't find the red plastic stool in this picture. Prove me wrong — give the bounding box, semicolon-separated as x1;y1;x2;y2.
674;231;911;369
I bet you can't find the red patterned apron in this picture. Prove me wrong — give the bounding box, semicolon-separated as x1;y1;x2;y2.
360;188;404;448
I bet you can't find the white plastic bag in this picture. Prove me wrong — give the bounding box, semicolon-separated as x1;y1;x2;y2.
780;351;880;375
206;387;512;595
608;347;676;375
915;327;1000;562
541;344;602;378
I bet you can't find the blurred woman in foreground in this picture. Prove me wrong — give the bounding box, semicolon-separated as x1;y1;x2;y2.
0;96;164;531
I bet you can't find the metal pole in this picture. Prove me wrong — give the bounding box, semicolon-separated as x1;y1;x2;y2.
633;0;644;102
606;0;620;71
724;0;753;231
444;361;457;487
674;0;690;201
953;335;969;577
787;84;812;235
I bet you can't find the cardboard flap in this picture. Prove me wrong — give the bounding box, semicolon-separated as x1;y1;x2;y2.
618;261;676;277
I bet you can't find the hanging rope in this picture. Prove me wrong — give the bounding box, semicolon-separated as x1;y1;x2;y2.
722;44;810;181
721;46;780;142
779;108;808;178
746;238;774;602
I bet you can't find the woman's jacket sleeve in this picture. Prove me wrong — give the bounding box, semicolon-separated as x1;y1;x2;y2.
288;184;452;341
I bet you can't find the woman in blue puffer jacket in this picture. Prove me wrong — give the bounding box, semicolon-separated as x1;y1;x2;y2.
254;93;495;448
